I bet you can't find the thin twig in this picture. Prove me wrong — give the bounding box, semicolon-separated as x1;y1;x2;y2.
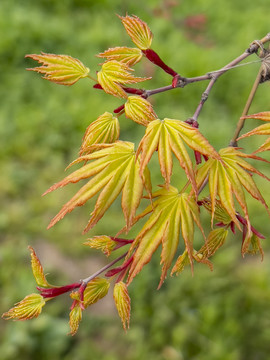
81;251;128;285
229;66;263;146
145;34;270;119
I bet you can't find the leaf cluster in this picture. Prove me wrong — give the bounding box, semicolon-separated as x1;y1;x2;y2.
3;14;270;333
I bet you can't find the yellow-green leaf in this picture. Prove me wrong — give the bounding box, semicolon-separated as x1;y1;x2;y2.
2;294;46;321
97;60;150;99
254;138;270;153
198;228;228;258
118;15;153;50
28;246;52;288
125;96;157;126
137;118;220;191
240;111;270;122
25;52;90;85
83;278;110;308
200;198;232;225
170;250;190;276
127;186;204;287
241;233;264;260
196;147;270;231
44;141;147;233
113;282;131;331
69;304;82;336
80;112;120;155
237;112;270;154
97;47;143;66
84;236;116;256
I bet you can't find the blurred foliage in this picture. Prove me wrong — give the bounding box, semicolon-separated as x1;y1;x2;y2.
0;0;270;359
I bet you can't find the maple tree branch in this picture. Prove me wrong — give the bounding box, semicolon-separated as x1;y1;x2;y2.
145;33;270;113
81;251;128;285
229;66;263;147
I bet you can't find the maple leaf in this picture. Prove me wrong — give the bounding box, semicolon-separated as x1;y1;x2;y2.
97;47;143;66
83;277;110;308
113;282;131;331
28;246;52;288
84;236;133;256
97;60;150;99
127;186;205;288
171;248;213;276
118;15;153;50
241;233;264;260
238;111;270;153
69;303;82;336
125;96;157;126
80;112;120;155
25;52;90;85
137;118;220;191
198;228;229;259
44;141;149;233
2;294;46;321
196;147;270;232
199;198;232;225
84;236;116;256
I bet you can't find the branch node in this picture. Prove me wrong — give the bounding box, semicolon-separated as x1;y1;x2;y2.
174;76;188;88
201;91;209;103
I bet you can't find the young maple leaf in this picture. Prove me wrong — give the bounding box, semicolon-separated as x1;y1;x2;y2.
118;15;153;51
83;278;110;308
97;60;150;99
197;228;229;259
28;246;53;288
196;147;270;232
241;233;264;260
25;52;90;85
97;47;143;66
44;141;150;233
2;294;46;321
80;112;120;155
113;282;131;331
69;302;82;336
124;96;157;126
137;118;220;192
127;185;205;288
199;198;232;225
238;111;270;153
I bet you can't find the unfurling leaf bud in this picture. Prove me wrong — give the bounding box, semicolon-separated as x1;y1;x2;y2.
97;60;150;99
241;233;264;260
80;112;120;155
97;47;143;66
198;228;228;258
84;235;117;256
119;15;153;50
28;246;52;288
171;250;190;276
113;282;131;331
25;53;90;85
69;304;82;336
83;278;110;308
2;294;46;321
125;96;157;126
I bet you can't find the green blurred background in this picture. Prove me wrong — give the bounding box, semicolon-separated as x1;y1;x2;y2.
1;0;270;359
